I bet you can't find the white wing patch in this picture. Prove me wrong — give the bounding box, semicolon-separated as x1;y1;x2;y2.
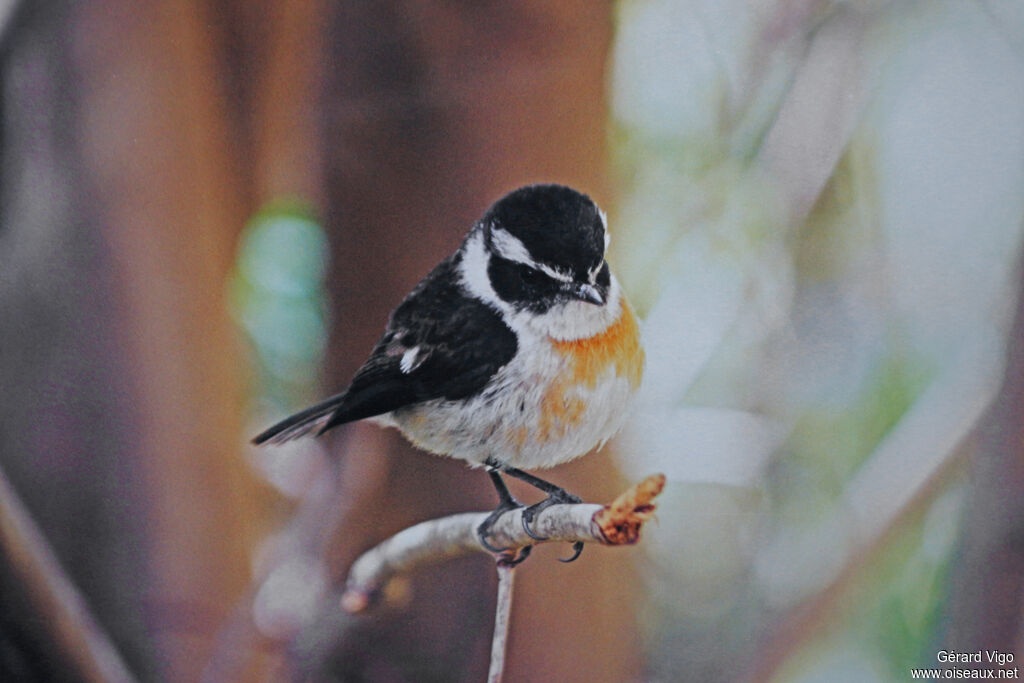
400;346;427;374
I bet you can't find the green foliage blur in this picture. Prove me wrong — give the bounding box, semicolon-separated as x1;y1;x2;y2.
230;203;329;417
609;0;1023;680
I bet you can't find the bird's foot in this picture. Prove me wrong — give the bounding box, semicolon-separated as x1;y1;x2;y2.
521;490;585;563
476;496;525;554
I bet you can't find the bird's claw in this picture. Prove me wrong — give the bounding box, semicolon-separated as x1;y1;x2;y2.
478;528;511;554
478;503;534;563
520;506;548;541
559;541;585;563
477;498;523;553
520;491;584;561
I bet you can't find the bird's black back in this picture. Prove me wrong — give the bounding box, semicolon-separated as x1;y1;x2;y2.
252;251;518;444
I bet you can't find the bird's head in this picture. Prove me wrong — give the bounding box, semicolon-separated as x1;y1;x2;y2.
460;184;621;340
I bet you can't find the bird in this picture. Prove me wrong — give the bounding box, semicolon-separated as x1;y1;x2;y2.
252;183;644;563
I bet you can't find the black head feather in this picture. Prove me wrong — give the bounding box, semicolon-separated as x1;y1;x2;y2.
483;184;605;280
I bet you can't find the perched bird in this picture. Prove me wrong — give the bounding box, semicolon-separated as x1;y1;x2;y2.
253;184;644;562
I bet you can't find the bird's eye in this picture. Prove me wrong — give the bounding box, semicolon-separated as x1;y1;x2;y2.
519;265;546;287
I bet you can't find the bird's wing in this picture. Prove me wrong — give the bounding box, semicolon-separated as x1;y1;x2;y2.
319;255;518;431
253;255;517;444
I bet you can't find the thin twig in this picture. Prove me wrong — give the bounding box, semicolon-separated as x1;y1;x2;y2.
488;556;518;683
341;474;665;613
0;464;138;682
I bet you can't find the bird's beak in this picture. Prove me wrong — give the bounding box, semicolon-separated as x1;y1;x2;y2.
572;283;606;305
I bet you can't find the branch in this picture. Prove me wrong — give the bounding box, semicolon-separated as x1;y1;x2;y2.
488;559;517;683
0;464;137;682
341;473;666;613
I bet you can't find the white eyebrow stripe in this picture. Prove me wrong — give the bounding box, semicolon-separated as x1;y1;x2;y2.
490;227;533;264
490;227;573;283
536;262;573;283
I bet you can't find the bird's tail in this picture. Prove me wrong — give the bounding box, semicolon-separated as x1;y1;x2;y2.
251;392;346;445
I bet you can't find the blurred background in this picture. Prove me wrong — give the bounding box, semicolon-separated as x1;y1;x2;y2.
1;0;1022;681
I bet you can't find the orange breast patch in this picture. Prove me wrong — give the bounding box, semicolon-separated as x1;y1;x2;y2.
551;300;644;390
537;388;586;441
536;302;644;442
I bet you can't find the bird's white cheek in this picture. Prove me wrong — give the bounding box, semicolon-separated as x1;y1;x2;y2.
458;230;511;315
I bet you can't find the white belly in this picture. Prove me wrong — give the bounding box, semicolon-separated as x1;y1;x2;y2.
386;336;638;470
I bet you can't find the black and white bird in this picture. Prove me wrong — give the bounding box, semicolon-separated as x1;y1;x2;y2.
253;184;644;562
